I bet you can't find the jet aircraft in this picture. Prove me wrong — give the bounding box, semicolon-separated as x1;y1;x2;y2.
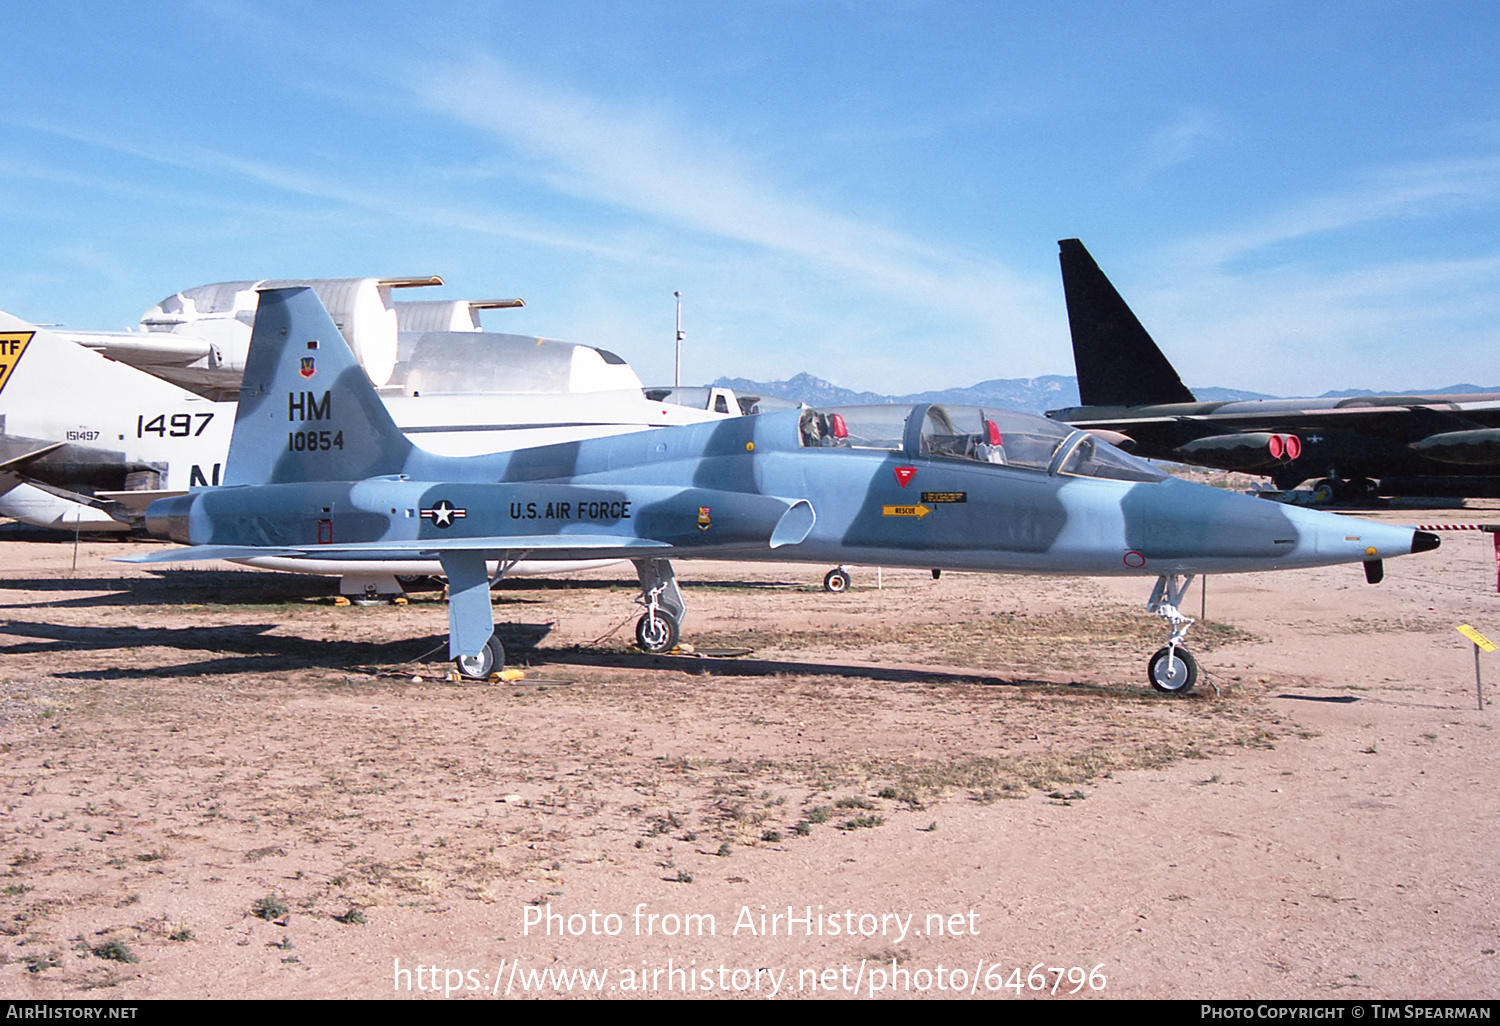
124;288;1441;693
1046;238;1500;502
0;299;743;596
0;298;733;529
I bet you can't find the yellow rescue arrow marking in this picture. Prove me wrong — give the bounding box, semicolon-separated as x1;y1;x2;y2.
1457;624;1497;652
0;332;35;397
882;504;931;519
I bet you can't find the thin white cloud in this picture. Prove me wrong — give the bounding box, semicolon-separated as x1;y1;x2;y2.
1135;108;1222;179
0;113;651;261
1184;156;1500;268
402;54;1047;329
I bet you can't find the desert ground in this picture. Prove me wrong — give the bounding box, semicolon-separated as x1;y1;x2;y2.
0;500;1497;1000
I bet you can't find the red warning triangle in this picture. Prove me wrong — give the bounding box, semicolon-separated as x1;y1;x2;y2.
894;466;916;488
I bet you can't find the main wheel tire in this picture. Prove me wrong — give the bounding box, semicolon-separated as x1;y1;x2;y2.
1148;646;1198;694
1311;480;1337;504
453;635;504;679
823;568;850;593
635;611;680;653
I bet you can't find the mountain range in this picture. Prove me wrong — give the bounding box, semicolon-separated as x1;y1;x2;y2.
711;372;1500;417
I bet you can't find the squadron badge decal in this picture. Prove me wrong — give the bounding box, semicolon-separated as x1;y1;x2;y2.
0;332;35;397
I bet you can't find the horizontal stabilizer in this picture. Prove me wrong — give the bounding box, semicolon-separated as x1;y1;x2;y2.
0;442;65;472
117;545;307;564
96;489;189;514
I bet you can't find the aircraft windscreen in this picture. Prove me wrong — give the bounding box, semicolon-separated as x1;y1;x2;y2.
1053;431;1168;482
799;404;1166;482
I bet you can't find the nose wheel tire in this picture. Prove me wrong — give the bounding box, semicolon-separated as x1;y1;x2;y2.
822;568;850;593
635;610;680;653
454;635;505;679
1148;646;1198;694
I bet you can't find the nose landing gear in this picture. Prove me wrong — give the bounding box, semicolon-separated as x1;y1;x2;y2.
1146;574;1198;694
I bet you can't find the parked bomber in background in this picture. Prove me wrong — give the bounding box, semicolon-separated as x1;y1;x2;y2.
1046;238;1500;502
124;288;1441;693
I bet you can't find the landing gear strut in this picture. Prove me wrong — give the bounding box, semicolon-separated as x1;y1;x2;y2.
1146;574;1198;693
633;557;685;653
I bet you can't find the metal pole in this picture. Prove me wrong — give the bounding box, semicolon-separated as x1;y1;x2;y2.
1477;642;1485;712
673;291;682;389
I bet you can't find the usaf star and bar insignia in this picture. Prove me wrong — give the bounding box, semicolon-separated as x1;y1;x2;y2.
421;499;467;529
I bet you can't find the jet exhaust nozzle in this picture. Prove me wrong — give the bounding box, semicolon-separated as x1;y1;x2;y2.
143;493;198;544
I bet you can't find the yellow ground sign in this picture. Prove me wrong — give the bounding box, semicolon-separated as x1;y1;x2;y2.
1457;624;1497;652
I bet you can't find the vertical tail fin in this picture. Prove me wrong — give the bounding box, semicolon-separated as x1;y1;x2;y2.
224;287;412;485
1058;239;1196;407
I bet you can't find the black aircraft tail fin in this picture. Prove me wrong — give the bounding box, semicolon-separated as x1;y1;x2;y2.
1058;238;1196;407
224;287;413;486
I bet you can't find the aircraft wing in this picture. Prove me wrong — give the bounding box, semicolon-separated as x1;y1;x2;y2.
118;535;674;565
127;364;244;402
1060;403;1480;429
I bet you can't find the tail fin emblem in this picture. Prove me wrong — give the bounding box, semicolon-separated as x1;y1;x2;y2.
299;356;316;379
0;332;35;397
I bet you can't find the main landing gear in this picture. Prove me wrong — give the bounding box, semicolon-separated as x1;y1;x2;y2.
454;635;505;680
1311;477;1378;505
1146;574;1199;694
441;553;516;680
822;566;851;593
633;557;685;654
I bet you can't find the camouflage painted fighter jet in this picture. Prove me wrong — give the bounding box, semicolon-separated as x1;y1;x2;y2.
123;288;1442;693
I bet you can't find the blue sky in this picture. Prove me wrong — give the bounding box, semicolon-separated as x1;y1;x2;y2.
3;1;1498;396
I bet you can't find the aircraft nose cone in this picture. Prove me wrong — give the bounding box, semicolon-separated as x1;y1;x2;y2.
1412;530;1441;554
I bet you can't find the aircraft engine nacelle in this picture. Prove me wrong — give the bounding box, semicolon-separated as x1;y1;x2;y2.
1177;432;1302;470
394;298;524;333
139;276;439;387
0;481;132;532
1408;429;1500;466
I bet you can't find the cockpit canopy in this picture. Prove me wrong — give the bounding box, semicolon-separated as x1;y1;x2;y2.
798;403;1167;483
